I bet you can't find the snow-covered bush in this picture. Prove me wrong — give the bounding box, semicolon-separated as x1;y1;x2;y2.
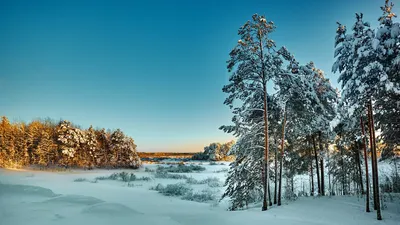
186;177;222;187
153;183;193;196
154;171;189;179
156;164;206;173
145;167;155;172
182;189;217;202
73;178;88;182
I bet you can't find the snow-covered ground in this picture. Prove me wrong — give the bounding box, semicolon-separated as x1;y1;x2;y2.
0;162;399;225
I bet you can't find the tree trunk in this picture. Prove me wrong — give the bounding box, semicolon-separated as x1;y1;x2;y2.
268;179;272;206
355;141;364;195
340;139;346;195
369;100;382;220
309;138;314;196
360;115;370;213
262;83;270;211
327;142;331;195
312;135;321;195
274;139;278;205
367;104;377;210
278;110;287;206
320;158;325;196
318;131;325;196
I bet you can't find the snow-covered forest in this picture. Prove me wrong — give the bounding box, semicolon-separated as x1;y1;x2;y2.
1;0;400;224
0;117;141;169
220;0;399;220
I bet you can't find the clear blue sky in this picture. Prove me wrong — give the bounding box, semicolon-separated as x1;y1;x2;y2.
1;0;397;152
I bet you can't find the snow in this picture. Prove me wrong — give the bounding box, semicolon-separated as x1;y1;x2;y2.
1;162;399;225
372;39;380;50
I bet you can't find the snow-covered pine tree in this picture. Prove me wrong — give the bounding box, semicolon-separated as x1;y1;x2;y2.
375;0;400;159
86;125;98;169
110;129;125;167
94;128;111;167
57;120;88;166
221;93;281;210
223;14;284;210
36;130;57;166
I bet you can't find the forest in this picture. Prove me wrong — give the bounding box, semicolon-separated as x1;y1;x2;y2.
0;117;141;169
219;0;399;220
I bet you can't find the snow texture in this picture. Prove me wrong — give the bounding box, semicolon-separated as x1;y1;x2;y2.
0;161;399;225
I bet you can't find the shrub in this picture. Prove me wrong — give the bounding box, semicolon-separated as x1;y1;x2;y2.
136;176;152;181
161;183;193;196
185;177;221;187
182;189;216;202
154;171;189;179
74;178;88;182
155;164;206;173
206;178;222;188
127;183;142;187
95;172;136;182
209;162;218;166
119;172;136;182
149;183;165;191
145;167;155;172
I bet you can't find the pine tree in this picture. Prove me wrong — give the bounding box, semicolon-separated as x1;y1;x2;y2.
86;126;98;168
223;14;284;211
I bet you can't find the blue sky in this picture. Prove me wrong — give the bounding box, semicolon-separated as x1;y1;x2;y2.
1;0;398;152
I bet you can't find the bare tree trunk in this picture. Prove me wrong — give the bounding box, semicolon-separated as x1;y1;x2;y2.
355;141;364;195
278;110;287;206
274;139;278;205
318;131;325;196
361;115;370;212
268;179;272;206
327;142;331;195
339;139;346;195
369;100;382;220
367;104;377;210
312;135;321;195
309;138;314;196
262;83;270;211
320;158;325;196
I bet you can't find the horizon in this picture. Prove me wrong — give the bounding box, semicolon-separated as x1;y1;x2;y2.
1;0;398;152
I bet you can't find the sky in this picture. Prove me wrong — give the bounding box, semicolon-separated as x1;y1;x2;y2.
1;0;398;152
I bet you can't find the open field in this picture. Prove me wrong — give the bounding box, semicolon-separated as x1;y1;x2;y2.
1;161;399;225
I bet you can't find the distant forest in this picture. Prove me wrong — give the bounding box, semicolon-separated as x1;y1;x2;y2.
0;116;141;169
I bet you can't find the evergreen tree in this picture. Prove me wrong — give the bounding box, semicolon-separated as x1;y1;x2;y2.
223;14;283;211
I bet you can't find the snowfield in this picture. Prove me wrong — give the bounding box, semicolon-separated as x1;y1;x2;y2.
0;162;399;225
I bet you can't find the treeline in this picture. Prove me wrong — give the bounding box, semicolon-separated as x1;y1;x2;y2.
192;141;235;161
0;116;141;169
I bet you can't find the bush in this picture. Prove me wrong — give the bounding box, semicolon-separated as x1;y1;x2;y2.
95;172;136;182
74;178;88;182
185;177;221;187
154;171;189;179
151;183;193;197
136;176;152;181
161;183;193;196
209;162;218;166
182;189;216;202
145;167;155;173
156;164;206;173
119;172;136;182
149;183;165;191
